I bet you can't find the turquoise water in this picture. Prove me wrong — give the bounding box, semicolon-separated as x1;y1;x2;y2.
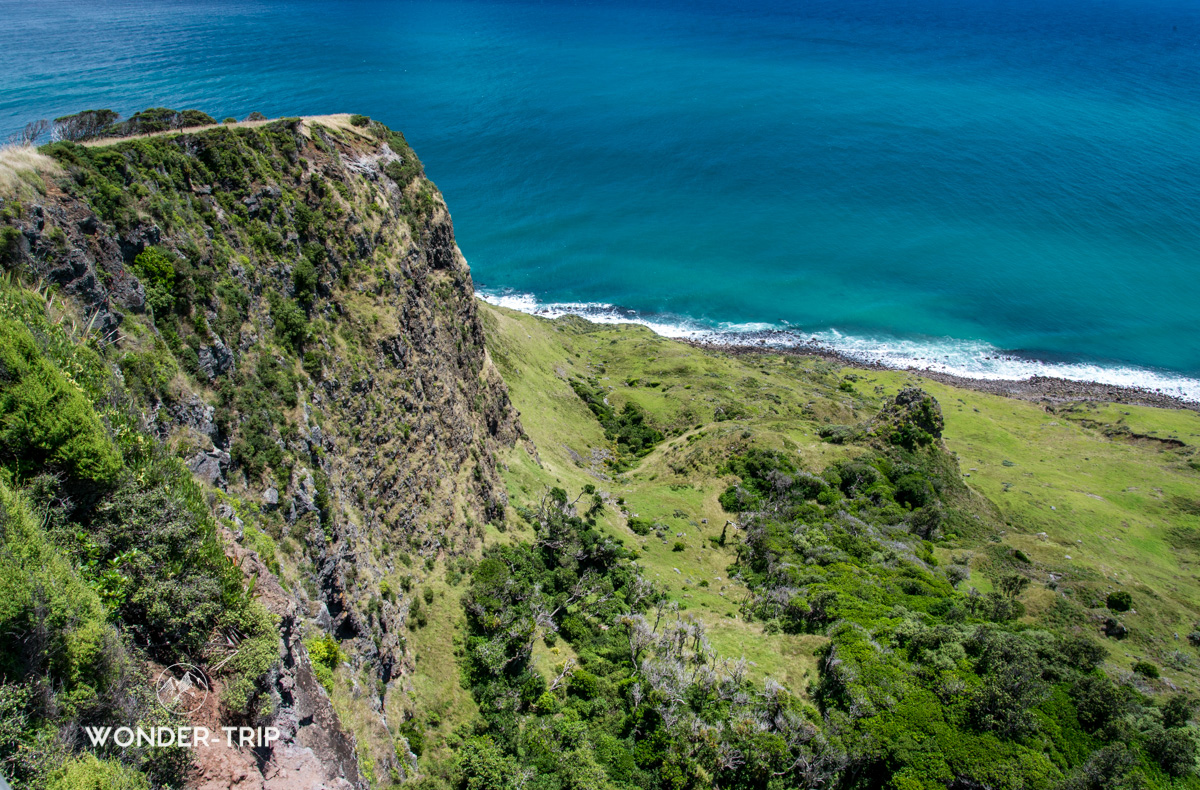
3;0;1199;396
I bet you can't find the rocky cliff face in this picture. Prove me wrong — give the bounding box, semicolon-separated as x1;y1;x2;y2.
0;115;520;786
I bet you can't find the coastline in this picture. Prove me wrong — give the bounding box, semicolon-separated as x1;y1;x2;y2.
688;339;1200;413
477;293;1200;412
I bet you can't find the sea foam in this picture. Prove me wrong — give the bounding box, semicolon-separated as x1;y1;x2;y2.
479;290;1200;403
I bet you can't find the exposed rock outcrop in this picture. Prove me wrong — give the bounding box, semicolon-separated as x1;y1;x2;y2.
1;115;523;786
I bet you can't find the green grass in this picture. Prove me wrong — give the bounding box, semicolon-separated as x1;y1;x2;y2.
481;302;1200;696
393;573;479;769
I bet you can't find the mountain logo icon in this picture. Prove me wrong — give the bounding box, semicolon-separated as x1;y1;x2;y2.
155;664;209;715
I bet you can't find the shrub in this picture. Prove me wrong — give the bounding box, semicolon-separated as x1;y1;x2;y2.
672;541;686;552
1146;726;1198;777
302;350;325;380
0;226;21;266
86;460;244;659
1072;674;1129;732
267;292;308;351
218;603;279;716
1106;591;1132;612
569;669;599;700
893;473;933;509
1061;635;1107;673
45;754;149;790
305;633;344;692
1132;660;1159;679
457;736;522;790
0;318;121;486
817;424;862;444
0;480;120;709
118;339;177;402
383;157;421;188
51;109;120;142
132;247;176;317
1163;694;1196;729
292;257;318;306
398;719;424;756
349;114;370;127
568;378;663;465
627;517;653;536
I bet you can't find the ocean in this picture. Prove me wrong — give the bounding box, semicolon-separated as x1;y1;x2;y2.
3;0;1199;398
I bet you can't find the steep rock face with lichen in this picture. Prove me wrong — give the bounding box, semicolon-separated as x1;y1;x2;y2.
0;114;520;785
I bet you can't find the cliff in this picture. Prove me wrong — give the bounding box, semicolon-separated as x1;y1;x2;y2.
0;114;519;787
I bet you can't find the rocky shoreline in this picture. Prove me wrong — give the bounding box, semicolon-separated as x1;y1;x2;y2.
685;339;1200;413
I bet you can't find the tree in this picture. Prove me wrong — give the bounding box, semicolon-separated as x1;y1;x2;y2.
1145;726;1198;777
997;573;1030;599
8;119;49;146
53;109;119;141
1072;674;1129;733
1162;694;1196;729
456;737;523;790
292;257;318;306
1058;744;1143;790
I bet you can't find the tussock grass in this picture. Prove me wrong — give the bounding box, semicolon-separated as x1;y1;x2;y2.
0;144;57;196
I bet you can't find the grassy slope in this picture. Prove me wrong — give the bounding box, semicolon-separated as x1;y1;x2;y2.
478;302;1200;699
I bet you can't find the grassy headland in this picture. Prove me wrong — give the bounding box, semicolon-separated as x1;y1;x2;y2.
0;108;1198;790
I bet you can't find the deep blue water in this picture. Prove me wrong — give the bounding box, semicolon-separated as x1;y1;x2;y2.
3;0;1199;396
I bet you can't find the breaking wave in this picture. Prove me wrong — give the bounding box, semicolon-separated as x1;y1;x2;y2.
478;290;1200;403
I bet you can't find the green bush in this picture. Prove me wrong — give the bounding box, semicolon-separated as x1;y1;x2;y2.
84;457;249;660
218;602;279;716
1132;660;1159;679
0;480;119;711
568;669;599;700
292;257;318;306
306;633;344;692
0;317;121;485
118;339;178;402
817;424;862;444
1161;694;1196;730
132;247;176;316
45;754;150;790
628;517;653;536
1145;726;1198;777
568;378;663;466
0;226;21;266
893;473;933;509
457;736;522;790
303;349;326;380
267;292;308;351
398;718;425;756
1106;591;1132;612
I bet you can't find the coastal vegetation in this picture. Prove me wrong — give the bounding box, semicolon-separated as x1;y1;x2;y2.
1;111;1198;789
474;304;1200;790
